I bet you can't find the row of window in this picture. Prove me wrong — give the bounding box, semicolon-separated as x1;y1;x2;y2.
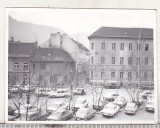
91;42;150;51
91;71;154;80
91;56;153;65
14;62;29;69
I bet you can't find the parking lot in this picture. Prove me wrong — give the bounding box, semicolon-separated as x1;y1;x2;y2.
8;85;155;121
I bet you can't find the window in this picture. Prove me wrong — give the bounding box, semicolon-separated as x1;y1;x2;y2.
101;57;105;64
40;63;46;70
120;72;123;79
137;44;141;51
101;72;104;79
144;72;148;80
136;58;140;65
145;44;149;51
129;43;132;50
33;63;35;70
112;43;116;50
91;43;94;50
128;57;132;65
120;57;124;65
111;72;115;79
50;75;54;83
112;57;115;64
91;71;93;79
102;42;105;49
120;43;124;50
145;57;148;65
14;62;19;69
128;72;132;79
91;56;94;64
23;74;28;85
23;63;29;69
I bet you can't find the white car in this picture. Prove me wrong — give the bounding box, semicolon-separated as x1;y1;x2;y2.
113;97;127;108
75;108;96;121
124;102;138;114
47;102;67;113
73;88;86;95
36;88;51;97
103;93;119;102
146;99;154;112
72;98;88;111
49;89;71;98
140;90;152;99
101;103;120;117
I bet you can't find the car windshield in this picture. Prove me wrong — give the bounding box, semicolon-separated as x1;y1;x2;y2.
105;104;114;110
126;103;135;109
76;109;87;116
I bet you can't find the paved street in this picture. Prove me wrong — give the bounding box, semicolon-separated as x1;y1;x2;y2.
8;85;154;121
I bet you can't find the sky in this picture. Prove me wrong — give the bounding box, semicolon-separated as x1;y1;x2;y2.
7;8;156;48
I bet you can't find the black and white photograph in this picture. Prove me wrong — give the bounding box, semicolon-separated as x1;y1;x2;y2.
7;8;156;123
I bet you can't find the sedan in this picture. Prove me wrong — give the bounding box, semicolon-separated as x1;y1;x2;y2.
113;97;127;108
72;98;88;111
73;88;86;95
75;108;96;121
103;93;119;102
46;109;73;121
93;99;108;110
140;90;152;99
47;102;67;113
124;102;138;115
145;100;154;112
101;103;120;117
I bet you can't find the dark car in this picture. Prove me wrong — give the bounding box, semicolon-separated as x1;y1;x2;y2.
8;106;17;115
73;88;86;95
46;109;73;121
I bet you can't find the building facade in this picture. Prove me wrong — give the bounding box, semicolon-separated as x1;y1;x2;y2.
8;37;37;86
40;33;89;70
88;27;154;88
30;47;76;87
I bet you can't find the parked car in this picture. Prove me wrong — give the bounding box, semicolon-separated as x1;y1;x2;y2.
140;90;152;99
36;88;51;97
104;83;120;89
93;99;108;110
47;102;67;113
9;87;19;93
46;109;73;121
72;98;88;111
145;99;154;112
14;104;40;118
8;106;17;115
75;108;96;121
21;85;36;92
8;114;20;121
29;112;51;121
73;88;86;95
124;102;138;115
101;103;120;117
49;89;71;98
103;93;119;102
113;97;127;108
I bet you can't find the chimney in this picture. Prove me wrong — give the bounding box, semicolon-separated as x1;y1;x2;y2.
11;37;14;42
34;41;38;48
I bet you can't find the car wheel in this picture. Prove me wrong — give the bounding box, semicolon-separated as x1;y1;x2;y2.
52;95;55;98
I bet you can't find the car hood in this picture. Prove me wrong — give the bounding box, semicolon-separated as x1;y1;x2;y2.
47;114;60;120
102;109;114;114
47;107;58;111
146;104;154;108
76;113;86;119
74;104;84;108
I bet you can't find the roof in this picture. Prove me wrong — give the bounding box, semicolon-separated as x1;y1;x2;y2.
9;42;35;58
88;27;153;39
72;39;89;52
31;47;75;62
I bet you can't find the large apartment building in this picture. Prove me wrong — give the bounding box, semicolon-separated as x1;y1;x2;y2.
88;27;154;88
